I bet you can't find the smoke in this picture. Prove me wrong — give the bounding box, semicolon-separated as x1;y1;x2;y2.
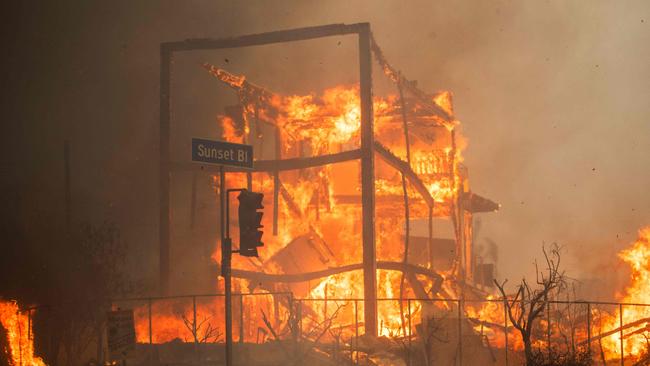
1;0;648;299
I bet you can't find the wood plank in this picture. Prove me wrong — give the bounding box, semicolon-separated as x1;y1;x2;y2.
374;142;435;208
163;23;366;52
226;261;442;285
359;23;378;336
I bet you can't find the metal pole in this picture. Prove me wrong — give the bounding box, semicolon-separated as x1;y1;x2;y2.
504;299;509;366
355;300;359;365
193;296;197;339
458;299;462;366
190;172;197;229
546;301;551;362
239;295;244;343
619;303;624;366
224;187;247;363
358;22;377;337
159;43;171;296
64;140;71;232
220;167;233;366
148;298;152;345
193;296;198;360
408;299;412;366
586;303;591;359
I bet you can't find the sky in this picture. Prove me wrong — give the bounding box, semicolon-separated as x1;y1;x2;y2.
1;1;648;299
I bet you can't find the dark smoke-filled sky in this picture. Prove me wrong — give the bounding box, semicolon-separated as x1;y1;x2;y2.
1;1;648;299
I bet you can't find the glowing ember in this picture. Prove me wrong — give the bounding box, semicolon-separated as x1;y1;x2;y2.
0;300;46;366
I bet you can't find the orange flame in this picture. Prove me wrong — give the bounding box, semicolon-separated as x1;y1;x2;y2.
602;227;650;358
139;67;469;342
0;300;46;366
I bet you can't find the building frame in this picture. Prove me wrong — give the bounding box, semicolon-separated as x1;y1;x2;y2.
159;23;379;335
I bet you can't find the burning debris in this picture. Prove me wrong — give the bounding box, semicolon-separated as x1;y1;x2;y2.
0;300;45;366
601;227;650;358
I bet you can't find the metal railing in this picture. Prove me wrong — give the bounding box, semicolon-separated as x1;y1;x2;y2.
110;294;650;365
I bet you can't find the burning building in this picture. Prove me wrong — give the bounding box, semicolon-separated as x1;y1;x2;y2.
154;22;499;345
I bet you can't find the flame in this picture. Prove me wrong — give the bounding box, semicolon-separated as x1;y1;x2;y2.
601;227;650;358
465;297;526;351
433;91;453;116
0;300;46;366
139;66;469;343
464;226;650;360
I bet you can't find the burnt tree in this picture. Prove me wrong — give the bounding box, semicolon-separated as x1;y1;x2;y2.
495;244;566;365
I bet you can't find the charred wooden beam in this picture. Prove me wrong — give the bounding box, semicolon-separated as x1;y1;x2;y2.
226;261;442;287
274;175;303;218
461;192;500;213
359;23;378;336
369;34;453;122
576;317;650;345
273;128;281;236
163;23;367;52
374;142;435;208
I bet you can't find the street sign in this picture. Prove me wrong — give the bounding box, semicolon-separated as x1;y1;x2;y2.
106;309;136;361
191;138;253;169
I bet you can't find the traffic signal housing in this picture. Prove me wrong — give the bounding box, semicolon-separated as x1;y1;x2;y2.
237;190;264;257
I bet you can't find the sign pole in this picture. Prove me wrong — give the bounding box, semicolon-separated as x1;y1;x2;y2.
193;137;257;366
220;166;233;366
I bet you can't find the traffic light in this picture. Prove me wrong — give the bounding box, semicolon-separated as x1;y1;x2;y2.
237;190;264;257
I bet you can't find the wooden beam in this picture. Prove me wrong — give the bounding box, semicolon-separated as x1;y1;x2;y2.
273;128;281;236
374;142;435;208
359;23;378;336
163;23;366;52
226;261;442;285
369;35;453;122
576;317;650;345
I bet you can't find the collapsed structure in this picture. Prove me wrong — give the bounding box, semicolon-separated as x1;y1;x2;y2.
159;22;499;340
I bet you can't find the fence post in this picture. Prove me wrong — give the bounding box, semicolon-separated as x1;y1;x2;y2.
408;299;412;366
457;299;462;366
619;303;624;366
547;301;551;361
193;296;198;361
239;295;244;343
355;299;359;365
504;299;508;366
148;298;153;345
193;296;197;340
586;303;591;359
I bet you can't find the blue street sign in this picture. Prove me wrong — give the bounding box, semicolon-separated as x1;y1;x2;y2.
191;138;253;169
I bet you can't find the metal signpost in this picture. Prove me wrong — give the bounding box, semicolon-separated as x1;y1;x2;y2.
191;138;260;366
